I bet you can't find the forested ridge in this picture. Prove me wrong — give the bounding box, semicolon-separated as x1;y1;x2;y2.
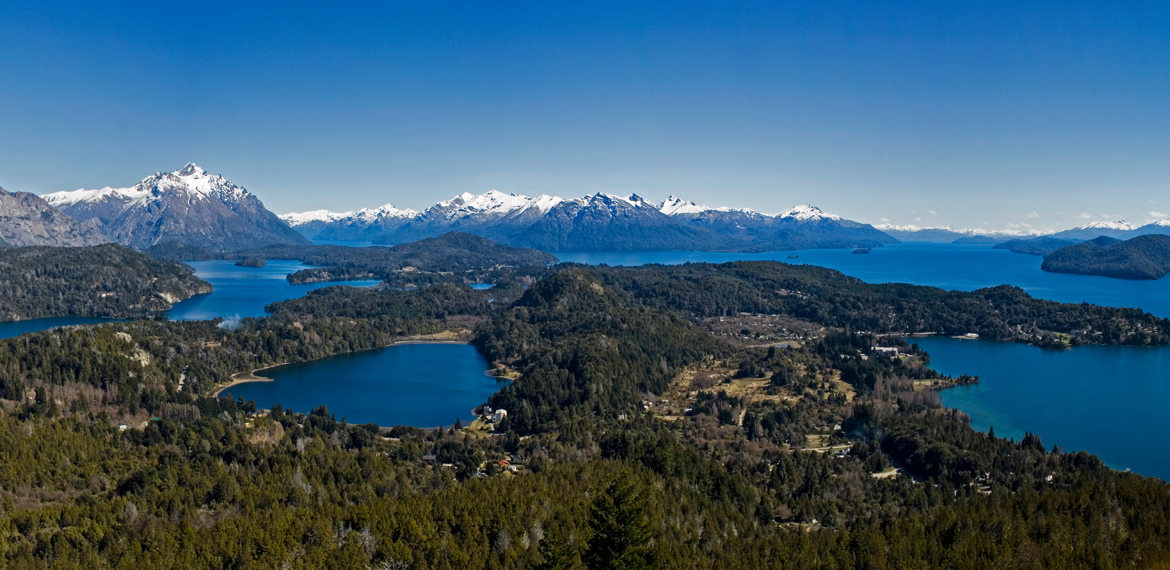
0;260;1169;568
0;244;212;322
1043;234;1170;280
585;261;1170;348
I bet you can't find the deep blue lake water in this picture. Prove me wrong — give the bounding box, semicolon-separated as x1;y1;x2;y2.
0;316;121;340
222;343;501;427
919;337;1170;479
557;242;1170;318
166;260;379;321
559;243;1170;480
5;243;1169;467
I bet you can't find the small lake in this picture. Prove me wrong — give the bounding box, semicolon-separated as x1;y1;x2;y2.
557;242;1170;318
221;343;502;427
0;316;121;340
916;336;1170;480
167;260;380;321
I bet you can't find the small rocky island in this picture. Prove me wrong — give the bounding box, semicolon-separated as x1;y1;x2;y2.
235;257;267;268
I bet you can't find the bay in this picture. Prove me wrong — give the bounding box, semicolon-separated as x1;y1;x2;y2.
918;336;1170;480
222;343;502;428
166;260;380;321
556;242;1170;318
558;243;1170;480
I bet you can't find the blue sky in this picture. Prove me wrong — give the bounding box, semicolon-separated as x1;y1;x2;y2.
1;1;1168;230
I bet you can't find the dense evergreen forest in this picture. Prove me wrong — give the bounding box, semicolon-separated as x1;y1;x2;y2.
1043;234;1170;280
1;258;1169;567
993;236;1080;256
0;244;212;322
585;261;1170;348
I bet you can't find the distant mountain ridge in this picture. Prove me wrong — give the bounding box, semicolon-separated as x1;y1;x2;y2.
0;186;107;247
880;219;1170;245
283;192;897;252
875;224;1042;243
43;164;310;251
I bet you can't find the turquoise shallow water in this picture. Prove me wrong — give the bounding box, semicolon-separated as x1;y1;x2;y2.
561;243;1170;480
222;343;502;427
918;337;1170;479
5;244;1169;470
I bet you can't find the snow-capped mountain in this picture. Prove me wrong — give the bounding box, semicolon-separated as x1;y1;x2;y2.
284;191;896;252
279;204;418;240
43;164;309;251
0;186;107;247
874;224;1045;243
1050;220;1141;241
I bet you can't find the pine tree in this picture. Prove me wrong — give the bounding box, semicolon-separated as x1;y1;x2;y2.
583;476;657;570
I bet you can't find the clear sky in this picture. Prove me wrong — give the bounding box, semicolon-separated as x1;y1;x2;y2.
1;1;1168;231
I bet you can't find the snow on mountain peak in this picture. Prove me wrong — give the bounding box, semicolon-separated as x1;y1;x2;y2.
1078;220;1135;231
777;204;841;221
177;163;205;177
280;203;418;226
280;209;349;224
659;195;708;215
43;185;146;207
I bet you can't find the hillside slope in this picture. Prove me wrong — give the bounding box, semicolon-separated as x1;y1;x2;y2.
0;244;212;320
1042;235;1170;280
0;187;107;247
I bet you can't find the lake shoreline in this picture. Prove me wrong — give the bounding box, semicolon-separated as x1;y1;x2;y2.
210;336;475;398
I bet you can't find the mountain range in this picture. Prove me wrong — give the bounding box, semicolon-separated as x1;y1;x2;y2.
0;186;107;247
876;219;1170;244
7;162;1170;253
43;164;309;251
282;191;898;252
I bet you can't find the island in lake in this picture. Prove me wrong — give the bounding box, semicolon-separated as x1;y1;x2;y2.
234;257;267;268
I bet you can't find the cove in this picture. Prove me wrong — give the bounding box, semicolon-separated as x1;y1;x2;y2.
167;260;380;321
915;336;1170;480
221;343;503;428
556;242;1170;318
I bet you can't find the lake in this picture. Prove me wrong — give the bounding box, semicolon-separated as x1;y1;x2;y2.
557;242;1170;318
5;243;1168;466
918;336;1170;479
221;343;502;427
559;243;1170;480
0;316;121;340
166;260;380;321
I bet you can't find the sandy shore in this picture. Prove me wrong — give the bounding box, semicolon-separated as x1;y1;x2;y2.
211;366;281;398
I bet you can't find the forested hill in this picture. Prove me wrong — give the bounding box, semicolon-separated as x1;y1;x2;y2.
584;261;1170;348
146;231;558;286
2;264;1170;565
1042;234;1170;280
0;244;212;321
993;235;1079;256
